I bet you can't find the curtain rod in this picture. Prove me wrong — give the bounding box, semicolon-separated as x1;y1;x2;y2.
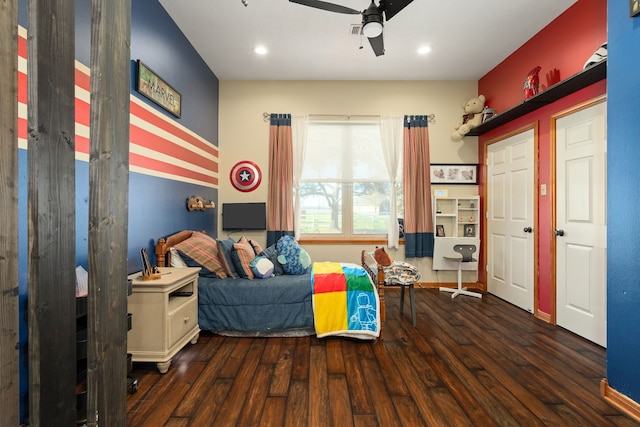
262;112;436;124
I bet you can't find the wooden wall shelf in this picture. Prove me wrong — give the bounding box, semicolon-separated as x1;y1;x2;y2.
468;60;606;136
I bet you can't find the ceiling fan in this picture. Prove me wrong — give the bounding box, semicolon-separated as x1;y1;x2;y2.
289;0;414;57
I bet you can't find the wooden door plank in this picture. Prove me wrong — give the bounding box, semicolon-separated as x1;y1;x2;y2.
86;1;131;425
0;1;19;425
27;0;77;424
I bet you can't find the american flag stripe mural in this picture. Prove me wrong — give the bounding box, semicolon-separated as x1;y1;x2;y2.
17;26;218;188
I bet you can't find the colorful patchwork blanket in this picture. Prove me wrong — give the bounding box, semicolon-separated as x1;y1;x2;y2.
311;262;380;340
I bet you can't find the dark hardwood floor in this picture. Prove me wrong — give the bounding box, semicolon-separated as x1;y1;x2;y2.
126;288;638;426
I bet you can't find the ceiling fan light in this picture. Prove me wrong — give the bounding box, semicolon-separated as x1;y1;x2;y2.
253;45;268;55
362;21;383;38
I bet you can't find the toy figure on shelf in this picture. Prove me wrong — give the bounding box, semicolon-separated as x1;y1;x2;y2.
523;66;542;100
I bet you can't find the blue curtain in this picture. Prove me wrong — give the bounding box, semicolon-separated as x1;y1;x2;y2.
403;115;434;258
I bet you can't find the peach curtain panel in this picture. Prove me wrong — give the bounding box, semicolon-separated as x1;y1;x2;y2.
267;114;295;246
403;115;434;258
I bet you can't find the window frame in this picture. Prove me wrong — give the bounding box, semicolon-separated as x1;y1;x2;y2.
297;119;399;240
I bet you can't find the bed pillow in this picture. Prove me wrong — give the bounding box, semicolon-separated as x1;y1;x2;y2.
169;248;189;268
259;244;285;276
231;236;256;279
250;255;274;279
216;237;239;278
248;238;263;256
174;231;228;278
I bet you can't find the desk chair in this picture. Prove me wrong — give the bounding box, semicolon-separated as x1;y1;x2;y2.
439;244;482;299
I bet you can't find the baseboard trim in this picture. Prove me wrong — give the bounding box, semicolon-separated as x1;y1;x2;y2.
535;311;551;323
601;378;640;423
417;282;482;290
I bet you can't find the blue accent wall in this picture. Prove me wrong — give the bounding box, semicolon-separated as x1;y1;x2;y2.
607;2;640;404
17;0;219;421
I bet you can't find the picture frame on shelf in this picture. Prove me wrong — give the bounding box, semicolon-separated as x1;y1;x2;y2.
430;164;478;184
464;224;476;237
436;224;445;237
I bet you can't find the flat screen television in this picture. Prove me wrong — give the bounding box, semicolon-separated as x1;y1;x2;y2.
222;202;267;231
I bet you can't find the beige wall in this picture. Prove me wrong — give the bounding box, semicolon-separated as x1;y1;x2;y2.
218;80;480;284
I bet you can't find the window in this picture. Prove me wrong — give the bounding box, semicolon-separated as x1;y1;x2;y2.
298;120;402;238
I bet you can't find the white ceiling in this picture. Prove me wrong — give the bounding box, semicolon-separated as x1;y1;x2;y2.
158;0;577;81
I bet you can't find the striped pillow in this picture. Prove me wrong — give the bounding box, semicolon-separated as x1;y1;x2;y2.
231;236;256;279
174;231;227;278
248;238;263;256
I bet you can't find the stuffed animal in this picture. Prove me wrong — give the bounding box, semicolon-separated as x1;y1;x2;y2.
373;246;392;267
451;95;486;142
276;235;312;275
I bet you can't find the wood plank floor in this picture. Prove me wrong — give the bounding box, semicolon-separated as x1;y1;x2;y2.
126;289;638;426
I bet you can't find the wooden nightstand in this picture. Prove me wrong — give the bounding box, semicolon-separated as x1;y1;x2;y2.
127;267;201;373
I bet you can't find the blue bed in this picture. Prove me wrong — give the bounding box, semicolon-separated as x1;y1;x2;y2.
197;273;314;335
155;230;386;338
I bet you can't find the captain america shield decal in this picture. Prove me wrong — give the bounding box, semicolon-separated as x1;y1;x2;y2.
230;161;262;192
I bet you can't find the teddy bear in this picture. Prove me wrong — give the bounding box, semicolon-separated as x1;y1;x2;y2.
450;95;486;142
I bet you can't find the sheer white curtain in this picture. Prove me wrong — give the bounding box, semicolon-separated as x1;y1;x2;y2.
379;116;404;248
291;114;309;239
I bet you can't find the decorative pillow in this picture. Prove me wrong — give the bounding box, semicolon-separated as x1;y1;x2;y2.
373;246;393;267
231;236;256;279
174;232;227;278
169;248;188;268
216;238;239;278
248;238;264;256
276;235;311;275
259;244;285;276
250;255;274;279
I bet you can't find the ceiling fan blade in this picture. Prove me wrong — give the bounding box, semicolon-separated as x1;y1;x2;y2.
380;0;413;21
289;0;361;15
368;33;385;57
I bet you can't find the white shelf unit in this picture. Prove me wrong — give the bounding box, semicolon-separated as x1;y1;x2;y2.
433;196;480;271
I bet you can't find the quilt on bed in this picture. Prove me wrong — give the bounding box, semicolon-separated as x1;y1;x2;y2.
311;262;380;340
197;273;314;334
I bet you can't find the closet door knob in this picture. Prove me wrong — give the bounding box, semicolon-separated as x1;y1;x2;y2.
554;229;565;237
523;227;533;233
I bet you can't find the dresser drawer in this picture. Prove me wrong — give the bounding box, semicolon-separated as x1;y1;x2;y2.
168;298;198;348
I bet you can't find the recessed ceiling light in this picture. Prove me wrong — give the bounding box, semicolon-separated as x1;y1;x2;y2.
253;46;268;55
418;46;432;55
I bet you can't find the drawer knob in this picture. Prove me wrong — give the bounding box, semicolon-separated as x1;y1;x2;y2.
183;316;189;323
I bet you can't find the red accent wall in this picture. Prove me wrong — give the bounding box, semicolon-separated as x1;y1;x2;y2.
477;0;607;316
479;0;607;114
